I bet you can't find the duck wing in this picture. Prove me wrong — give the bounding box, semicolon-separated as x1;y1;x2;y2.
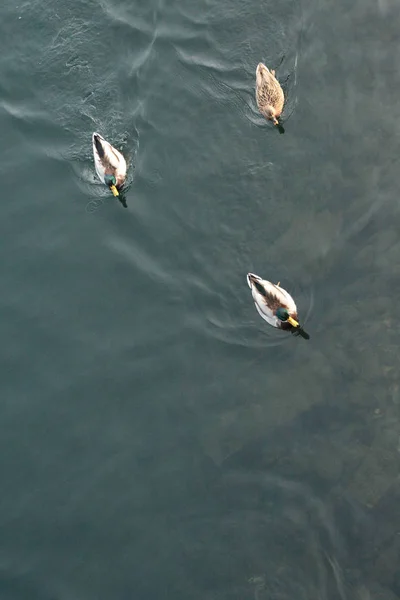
273;283;297;313
256;72;284;112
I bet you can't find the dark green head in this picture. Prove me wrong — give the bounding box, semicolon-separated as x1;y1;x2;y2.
104;174;116;188
276;307;290;322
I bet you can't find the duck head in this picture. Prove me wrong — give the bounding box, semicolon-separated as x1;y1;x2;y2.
266;108;279;126
276;307;310;340
276;307;298;328
104;174;119;197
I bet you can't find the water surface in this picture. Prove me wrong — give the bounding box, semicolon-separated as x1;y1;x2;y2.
1;0;400;598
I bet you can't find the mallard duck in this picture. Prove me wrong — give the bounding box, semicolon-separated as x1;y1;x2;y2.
92;132;127;198
247;273;310;339
255;62;285;125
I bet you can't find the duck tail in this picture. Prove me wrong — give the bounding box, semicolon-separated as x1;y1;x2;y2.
247;273;260;288
247;274;268;298
93;133;105;159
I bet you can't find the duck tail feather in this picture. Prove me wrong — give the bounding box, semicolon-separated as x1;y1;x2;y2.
93;134;105;159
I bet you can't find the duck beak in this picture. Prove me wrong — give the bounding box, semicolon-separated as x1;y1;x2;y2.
110;185;119;197
287;316;299;328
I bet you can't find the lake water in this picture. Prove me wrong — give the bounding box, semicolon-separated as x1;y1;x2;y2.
1;0;400;598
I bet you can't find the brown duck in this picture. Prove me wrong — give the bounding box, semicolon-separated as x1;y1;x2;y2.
255;62;285;125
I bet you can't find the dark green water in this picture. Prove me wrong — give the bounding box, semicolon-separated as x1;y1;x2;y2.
1;0;400;597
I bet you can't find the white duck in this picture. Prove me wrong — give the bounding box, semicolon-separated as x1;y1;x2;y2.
92;132;127;198
247;273;309;339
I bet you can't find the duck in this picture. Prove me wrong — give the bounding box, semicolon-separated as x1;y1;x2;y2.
92;132;127;198
247;273;310;339
255;62;285;126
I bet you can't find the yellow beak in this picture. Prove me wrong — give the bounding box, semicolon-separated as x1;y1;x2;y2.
287;316;299;328
110;185;119;197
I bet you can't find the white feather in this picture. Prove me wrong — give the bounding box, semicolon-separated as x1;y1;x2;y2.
254;300;277;327
247;272;297;329
92;132;127;186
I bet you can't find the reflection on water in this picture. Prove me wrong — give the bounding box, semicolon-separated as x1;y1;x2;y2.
0;0;400;597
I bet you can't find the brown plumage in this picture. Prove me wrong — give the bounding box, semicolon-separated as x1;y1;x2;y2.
255;62;285;125
252;279;284;310
251;278;298;331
